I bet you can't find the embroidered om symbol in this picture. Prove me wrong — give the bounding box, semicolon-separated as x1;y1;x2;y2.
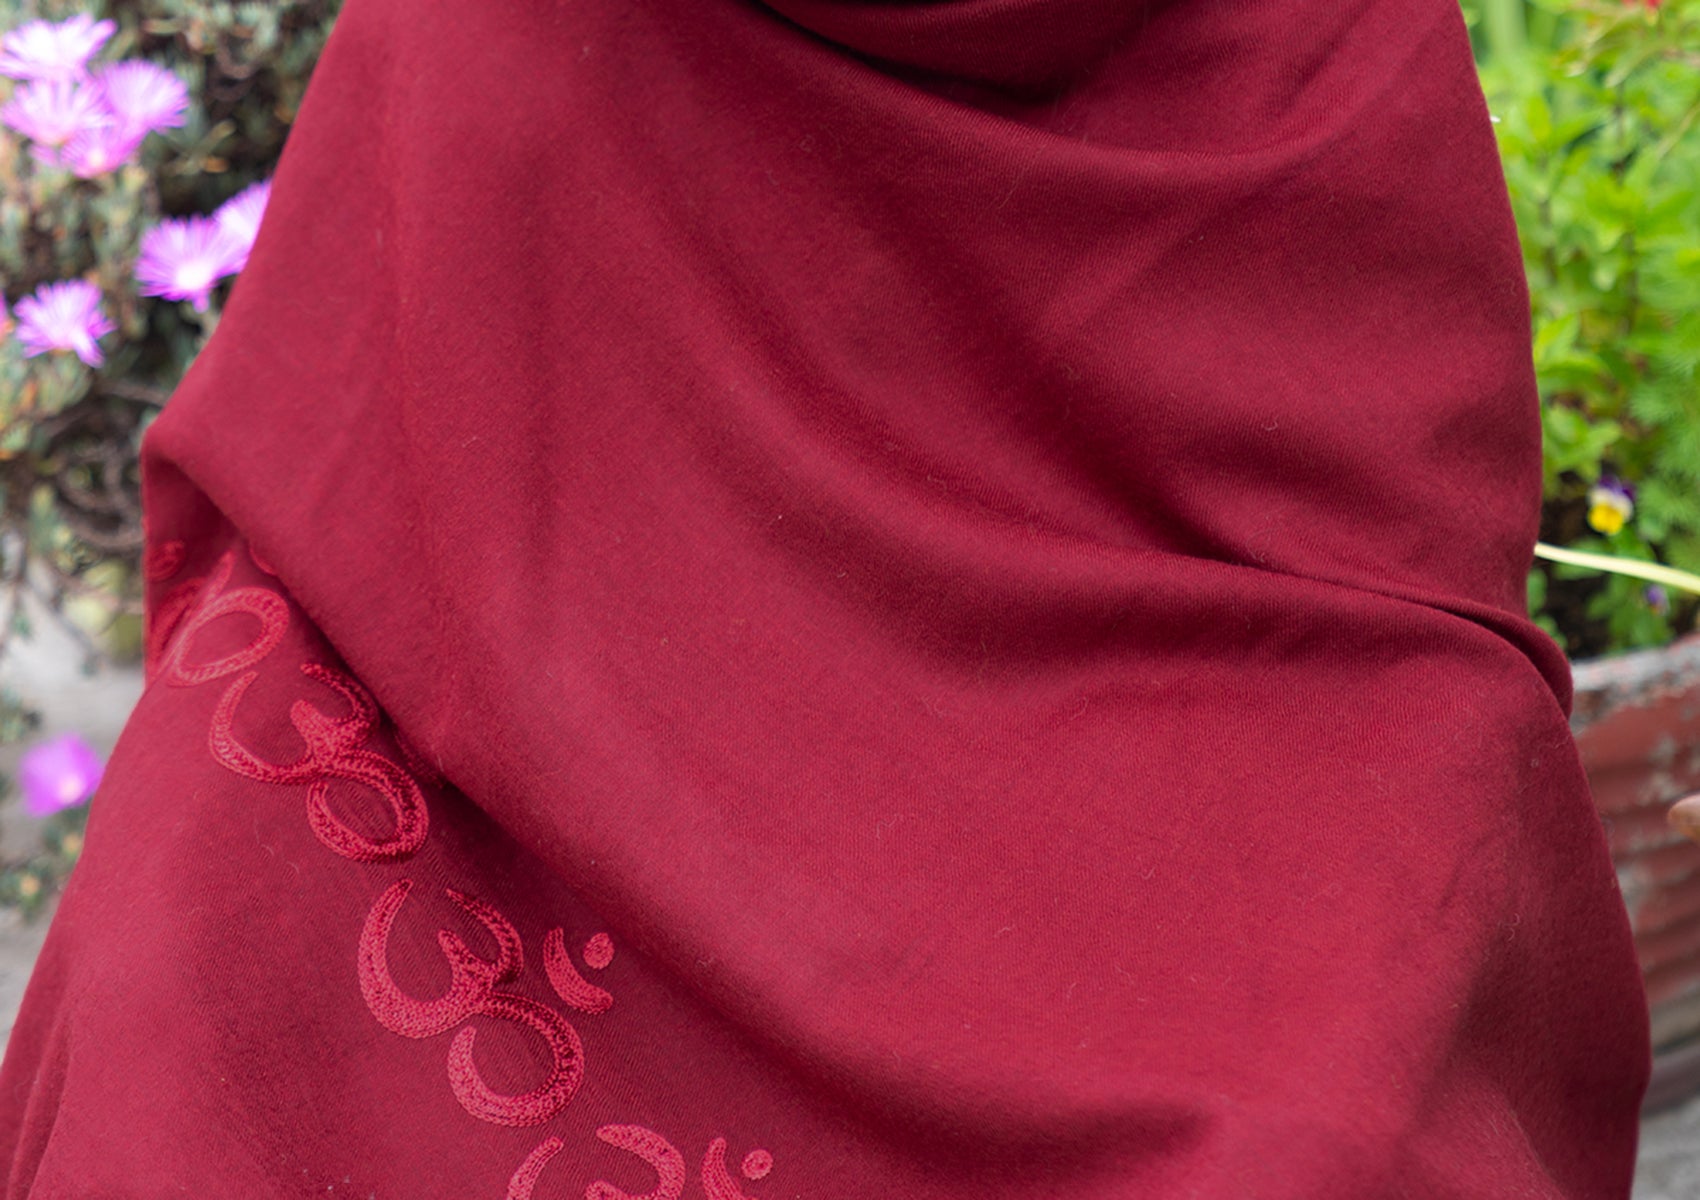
155;549;289;687
359;879;585;1126
160;548;429;862
505;1127;775;1200
209;661;429;862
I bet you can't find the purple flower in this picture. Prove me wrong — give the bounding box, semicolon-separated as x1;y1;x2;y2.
14;280;115;366
1596;473;1636;503
135;216;244;311
1647;584;1671;615
0;78;109;158
60;121;144;177
213;179;271;273
0;15;116;82
93;60;187;138
17;733;103;817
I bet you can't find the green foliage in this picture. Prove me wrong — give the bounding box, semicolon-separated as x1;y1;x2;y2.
1473;0;1700;656
0;0;338;666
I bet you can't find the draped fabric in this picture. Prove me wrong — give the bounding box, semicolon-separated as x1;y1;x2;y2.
0;0;1651;1195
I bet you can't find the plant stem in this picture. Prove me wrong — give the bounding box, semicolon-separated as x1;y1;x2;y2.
1534;542;1700;595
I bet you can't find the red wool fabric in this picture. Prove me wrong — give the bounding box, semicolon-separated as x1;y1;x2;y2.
0;0;1652;1194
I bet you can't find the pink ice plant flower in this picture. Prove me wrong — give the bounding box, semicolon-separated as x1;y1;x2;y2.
135;215;245;311
213;179;271;272
0;78;110;162
93;60;188;138
0;14;115;82
60;121;144;178
13;279;115;366
17;732;103;817
1;59;189;176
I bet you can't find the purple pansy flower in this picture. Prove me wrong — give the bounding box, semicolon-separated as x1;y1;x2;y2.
1647;584;1671;615
17;732;103;817
13;280;115;366
135;216;244;311
0;14;115;82
0;78;110;160
213;179;271;273
60;121;144;178
93;60;188;138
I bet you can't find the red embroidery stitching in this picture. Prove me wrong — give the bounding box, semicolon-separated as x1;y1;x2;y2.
505;1137;565;1200
446;887;527;983
544;928;614;1015
701;1139;766;1200
587;1124;687;1200
148;532;781;1180
208;662;428;862
160;551;290;687
303;749;429;863
505;1130;772;1200
144;575;205;682
447;991;585;1126
359;880;520;1038
738;1151;772;1182
583;933;615;970
360;880;584;1126
292;662;382;744
144;539;186;581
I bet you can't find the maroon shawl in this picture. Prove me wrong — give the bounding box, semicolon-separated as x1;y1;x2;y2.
0;0;1651;1194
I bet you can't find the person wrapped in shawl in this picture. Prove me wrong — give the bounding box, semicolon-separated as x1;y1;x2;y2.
0;0;1651;1194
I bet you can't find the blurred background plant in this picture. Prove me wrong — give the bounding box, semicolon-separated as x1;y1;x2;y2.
1469;0;1700;655
1;728;95;916
0;0;335;675
0;0;337;913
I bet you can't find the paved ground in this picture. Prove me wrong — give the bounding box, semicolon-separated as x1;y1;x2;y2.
1639;1093;1700;1197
